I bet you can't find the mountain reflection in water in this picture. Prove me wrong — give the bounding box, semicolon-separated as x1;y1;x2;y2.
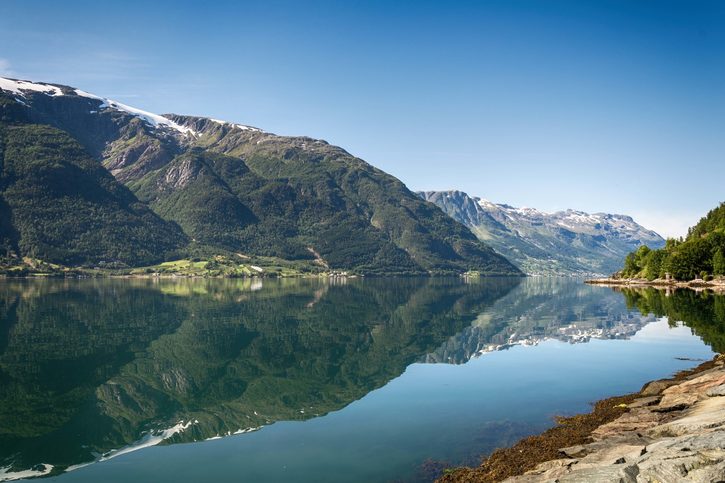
0;277;517;477
0;278;721;481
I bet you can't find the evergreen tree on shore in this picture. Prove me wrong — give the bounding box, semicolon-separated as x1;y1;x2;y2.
714;248;725;276
619;202;725;281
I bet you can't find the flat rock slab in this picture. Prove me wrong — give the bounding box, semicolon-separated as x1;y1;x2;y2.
503;364;725;483
640;379;679;396
627;396;660;409
652;397;725;437
706;384;725;397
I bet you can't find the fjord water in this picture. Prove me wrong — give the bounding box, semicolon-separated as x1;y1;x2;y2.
0;278;719;482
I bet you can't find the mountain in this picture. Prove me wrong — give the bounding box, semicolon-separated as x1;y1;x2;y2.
0;100;187;266
621;201;725;281
418;190;665;276
0;77;520;275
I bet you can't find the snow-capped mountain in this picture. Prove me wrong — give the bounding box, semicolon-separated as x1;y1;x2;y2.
0;76;520;276
0;77;261;136
419;190;665;276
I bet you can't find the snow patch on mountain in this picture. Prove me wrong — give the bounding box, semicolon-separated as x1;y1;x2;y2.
210;118;263;133
0;77;63;97
0;77;269;138
73;88;196;136
0;76;196;136
98;420;196;462
0;464;55;481
475;199;662;242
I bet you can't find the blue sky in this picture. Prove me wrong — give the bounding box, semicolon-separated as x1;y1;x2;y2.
1;0;723;237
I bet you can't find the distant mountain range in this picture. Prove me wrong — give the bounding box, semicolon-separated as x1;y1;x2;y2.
0;77;520;276
418;190;665;276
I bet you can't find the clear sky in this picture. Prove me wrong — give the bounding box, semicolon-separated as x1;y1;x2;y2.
1;0;723;237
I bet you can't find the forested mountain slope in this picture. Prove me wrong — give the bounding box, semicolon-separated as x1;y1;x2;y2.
621;202;725;280
0;77;520;275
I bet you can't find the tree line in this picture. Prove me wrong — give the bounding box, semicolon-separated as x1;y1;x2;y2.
620;202;725;281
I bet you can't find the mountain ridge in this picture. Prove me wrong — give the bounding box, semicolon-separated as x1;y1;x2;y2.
0;77;521;276
419;189;665;276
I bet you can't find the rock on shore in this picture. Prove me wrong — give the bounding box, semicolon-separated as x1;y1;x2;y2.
586;277;725;293
505;355;725;482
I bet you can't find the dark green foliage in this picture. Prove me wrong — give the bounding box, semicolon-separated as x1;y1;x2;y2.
0;95;29;124
622;287;725;353
689;202;725;239
0;123;187;266
620;202;725;280
129;150;258;250
0;195;18;255
714;248;725;276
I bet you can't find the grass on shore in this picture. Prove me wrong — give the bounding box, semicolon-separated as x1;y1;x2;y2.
0;254;327;278
127;254;324;277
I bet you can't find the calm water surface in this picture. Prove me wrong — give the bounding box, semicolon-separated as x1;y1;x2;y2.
0;277;721;482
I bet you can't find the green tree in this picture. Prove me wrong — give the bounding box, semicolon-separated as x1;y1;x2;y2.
643;249;667;280
714;248;725;276
619;203;725;280
623;252;640;276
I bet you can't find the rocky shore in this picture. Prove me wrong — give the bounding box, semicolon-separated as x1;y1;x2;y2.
438;355;725;482
586;277;725;292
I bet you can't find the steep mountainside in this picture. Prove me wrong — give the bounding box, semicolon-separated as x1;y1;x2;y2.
0;99;187;266
689;202;725;239
419;190;664;276
0;77;520;275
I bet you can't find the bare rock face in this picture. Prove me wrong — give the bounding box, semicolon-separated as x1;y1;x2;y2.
161;157;203;190
506;356;725;482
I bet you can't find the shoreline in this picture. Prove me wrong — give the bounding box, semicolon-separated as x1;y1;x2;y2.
438;355;725;482
0;268;523;280
586;277;725;292
0;272;511;280
0;272;356;280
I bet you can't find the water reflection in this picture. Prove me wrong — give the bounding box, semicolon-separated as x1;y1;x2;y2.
0;277;518;478
619;286;725;353
0;278;722;481
424;278;659;364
